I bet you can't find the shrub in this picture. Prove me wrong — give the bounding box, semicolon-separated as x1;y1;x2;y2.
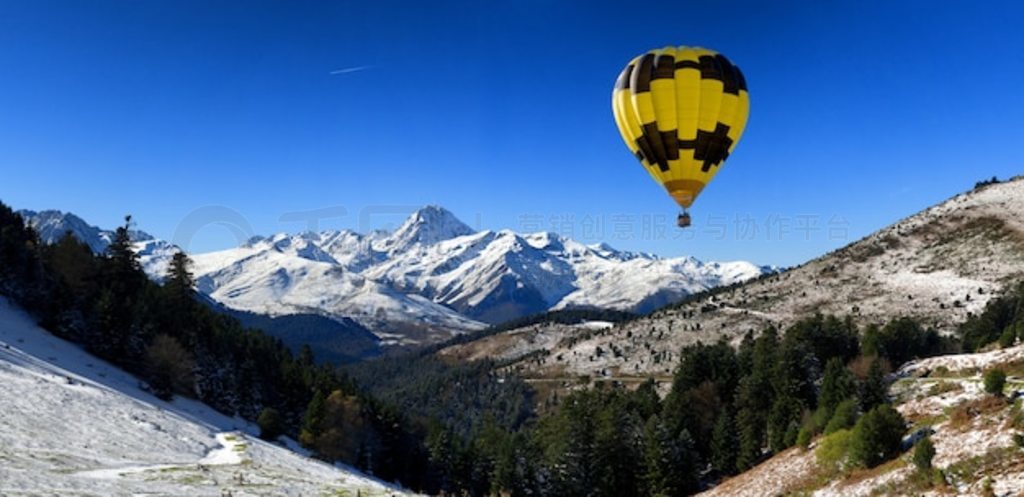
999;325;1017;348
913;435;935;471
145;334;195;401
257;407;285;441
849;404;906;468
796;425;814;449
984;369;1006;396
825;398;859;435
927;381;963;396
949;395;1007;429
816;428;853;475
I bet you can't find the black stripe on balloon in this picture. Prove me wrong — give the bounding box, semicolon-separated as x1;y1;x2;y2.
662;130;680;161
641;122;670;171
716;54;740;95
634;123;734;172
698;55;722;82
678;123;733;172
634;131;657;171
653;53;675;80
669;55;747;94
631;53;655;93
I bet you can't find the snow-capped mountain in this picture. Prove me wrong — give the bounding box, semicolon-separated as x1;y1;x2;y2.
18;206;773;347
19;209;181;281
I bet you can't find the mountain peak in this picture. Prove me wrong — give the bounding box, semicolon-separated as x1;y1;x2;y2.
383;205;475;251
17;209;154;253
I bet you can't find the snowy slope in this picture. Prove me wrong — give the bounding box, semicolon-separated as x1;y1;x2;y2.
699;344;1024;497
0;297;416;496
441;177;1024;377
19;206;771;346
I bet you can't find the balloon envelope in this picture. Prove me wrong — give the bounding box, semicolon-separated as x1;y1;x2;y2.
612;46;749;210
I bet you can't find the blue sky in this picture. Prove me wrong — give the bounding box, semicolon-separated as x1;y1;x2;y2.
1;1;1022;267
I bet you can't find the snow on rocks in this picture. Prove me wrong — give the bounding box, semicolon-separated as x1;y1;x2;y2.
898;343;1024;377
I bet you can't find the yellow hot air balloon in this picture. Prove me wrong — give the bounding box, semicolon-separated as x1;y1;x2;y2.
612;46;749;227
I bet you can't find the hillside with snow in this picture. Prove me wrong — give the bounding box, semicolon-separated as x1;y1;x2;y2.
0;297;415;496
19;206;771;348
441;177;1024;378
699;344;1024;496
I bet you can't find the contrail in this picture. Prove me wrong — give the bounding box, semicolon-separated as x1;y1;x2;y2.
329;65;369;75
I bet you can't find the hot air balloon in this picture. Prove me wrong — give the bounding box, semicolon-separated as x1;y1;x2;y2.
612;46;749;227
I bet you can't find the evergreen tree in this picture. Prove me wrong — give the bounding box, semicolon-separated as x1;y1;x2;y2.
257;407;284;440
984;368;1007;396
849;404;906;468
426;424;461;494
594;398;644;497
819;357;857;419
492;431;539;497
734;372;770;471
767;395;803;453
772;337;818;409
859;358;888;412
735;407;762;472
643;415;698;497
630;378;662;420
93;215;145;360
711;410;739;476
161;251;198;346
300;389;326;446
824;398;859;434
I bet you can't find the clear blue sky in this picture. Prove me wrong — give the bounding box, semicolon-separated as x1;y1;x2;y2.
1;1;1022;267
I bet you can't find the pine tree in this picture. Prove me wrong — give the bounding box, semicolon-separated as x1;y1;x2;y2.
94;215;145;360
736;408;762;472
492;431;538;497
859;358;888;411
849;404;906;468
711;410;738;476
819;357;857;418
734;372;770;471
162;251;198;345
594;397;644;497
300;389;326;447
643;415;698;497
557;395;598;497
426;425;459;494
767;395;803;453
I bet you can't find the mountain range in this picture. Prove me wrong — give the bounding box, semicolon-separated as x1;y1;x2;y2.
19;205;773;349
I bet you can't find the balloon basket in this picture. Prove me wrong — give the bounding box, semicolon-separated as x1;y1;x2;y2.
677;211;692;228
